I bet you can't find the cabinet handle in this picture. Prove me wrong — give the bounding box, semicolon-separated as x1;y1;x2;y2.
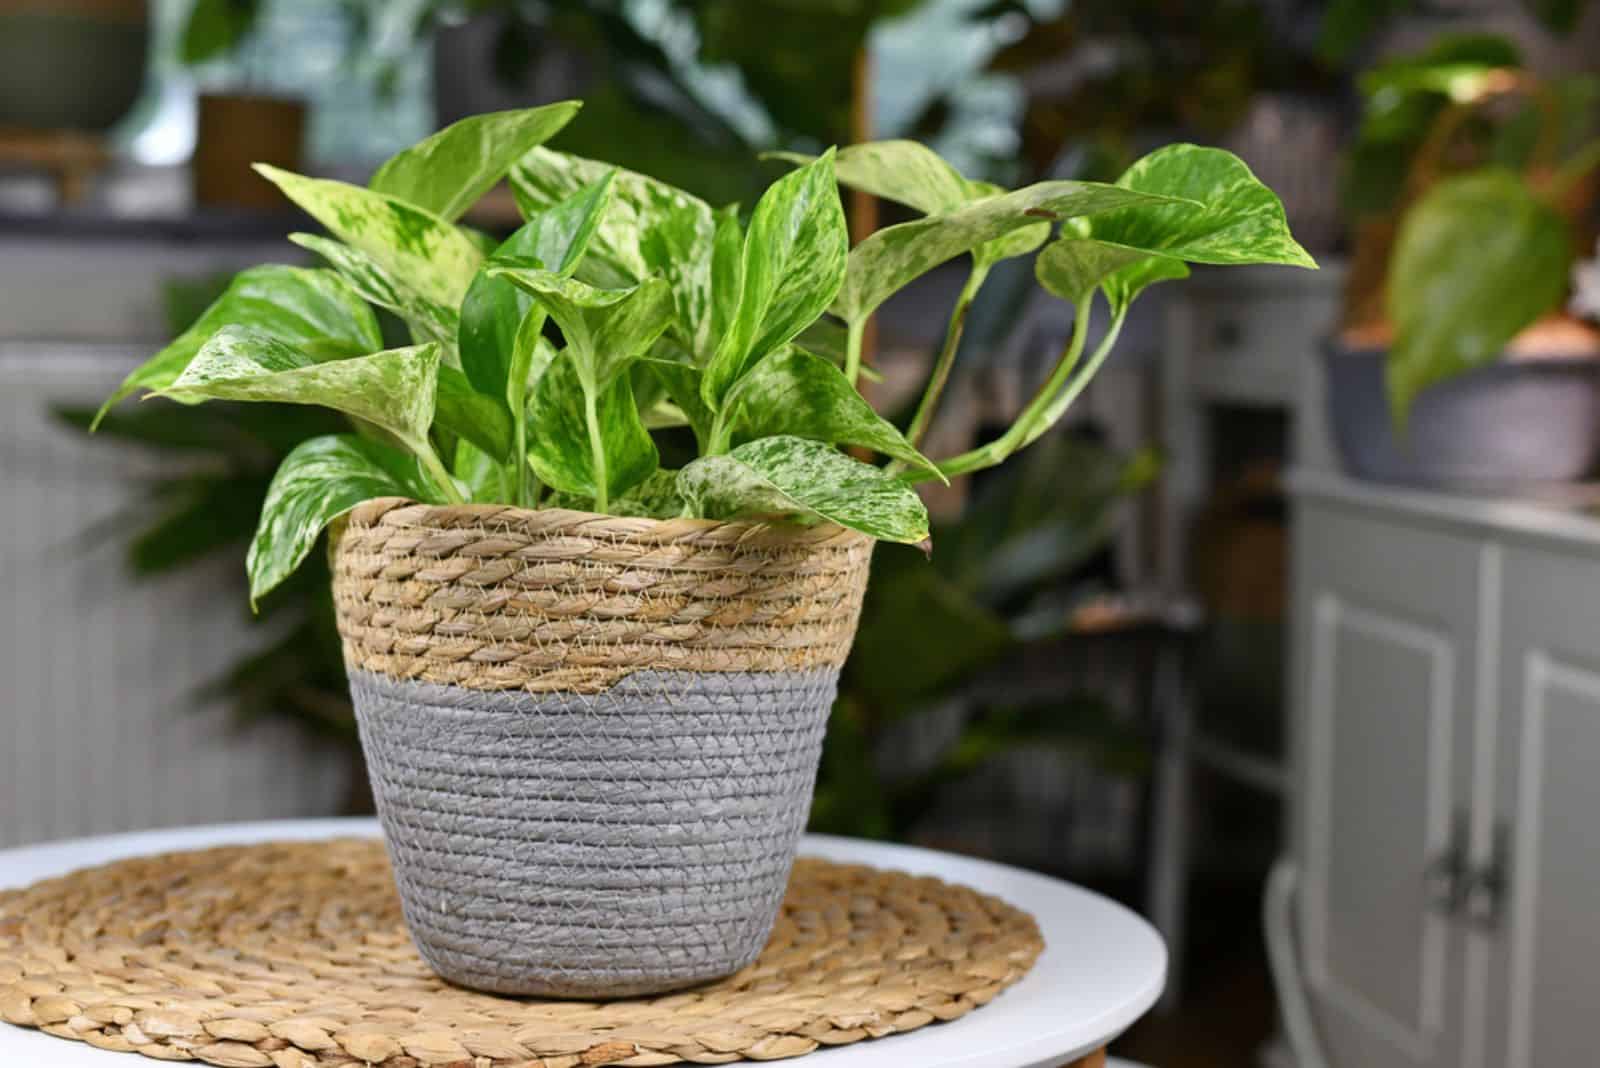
1464;823;1511;931
1424;809;1468;917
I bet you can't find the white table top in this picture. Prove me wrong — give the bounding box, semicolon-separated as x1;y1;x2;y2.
0;820;1166;1068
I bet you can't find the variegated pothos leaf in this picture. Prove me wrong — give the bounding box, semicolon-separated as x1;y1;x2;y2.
289;233;459;351
255;164;484;309
96;266;381;426
524;354;658;503
1083;144;1318;268
834;181;1187;323
487;267;674;392
248;433;439;606
721;347;941;477
460;170;615;406
702;150;848;409
511;148;715;354
677;436;930;545
368;102;581;221
157;326;440;453
543;469;684;518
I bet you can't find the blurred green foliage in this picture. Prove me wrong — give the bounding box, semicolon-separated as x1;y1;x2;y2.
56;272;358;738
1317;0;1585;64
812;435;1160;839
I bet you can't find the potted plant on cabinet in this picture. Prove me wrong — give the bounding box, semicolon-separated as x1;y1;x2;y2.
95;101;1311;997
180;0;309;209
1329;34;1600;488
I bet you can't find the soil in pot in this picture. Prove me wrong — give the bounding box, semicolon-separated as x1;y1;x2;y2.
1325;318;1600;490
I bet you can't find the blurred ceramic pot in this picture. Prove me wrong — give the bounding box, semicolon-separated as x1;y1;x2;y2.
0;0;149;131
1324;338;1600;490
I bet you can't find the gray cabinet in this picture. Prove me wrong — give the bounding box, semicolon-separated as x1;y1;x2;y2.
1481;547;1600;1068
1287;472;1600;1068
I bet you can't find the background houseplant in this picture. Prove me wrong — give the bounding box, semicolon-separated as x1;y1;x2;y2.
1328;33;1600;487
94;101;1311;996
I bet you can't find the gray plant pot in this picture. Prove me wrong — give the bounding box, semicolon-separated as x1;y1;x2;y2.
1323;342;1600;490
351;668;836;998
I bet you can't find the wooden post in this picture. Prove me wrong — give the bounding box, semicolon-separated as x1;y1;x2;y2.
849;44;878;373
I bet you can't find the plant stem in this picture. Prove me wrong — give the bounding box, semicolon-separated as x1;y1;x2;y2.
583;385;609;513
903;260;989;450
1546;137;1600;202
844;317;867;390
512;409;530;507
417;441;465;504
1020;305;1127;449
907;297;1093;483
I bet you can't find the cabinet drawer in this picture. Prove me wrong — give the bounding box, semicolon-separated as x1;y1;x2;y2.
1186;281;1340;407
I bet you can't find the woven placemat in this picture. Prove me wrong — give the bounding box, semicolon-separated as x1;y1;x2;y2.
0;838;1044;1068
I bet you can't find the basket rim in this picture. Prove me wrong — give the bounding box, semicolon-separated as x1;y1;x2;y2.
342;496;878;551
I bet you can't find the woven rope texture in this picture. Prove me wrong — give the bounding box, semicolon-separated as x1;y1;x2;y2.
352;668;837;997
0;839;1044;1068
332;500;875;695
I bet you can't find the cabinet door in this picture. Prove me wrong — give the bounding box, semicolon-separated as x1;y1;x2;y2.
1478;544;1600;1068
1291;502;1479;1068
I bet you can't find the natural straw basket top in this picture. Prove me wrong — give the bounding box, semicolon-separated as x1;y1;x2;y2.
332;498;876;695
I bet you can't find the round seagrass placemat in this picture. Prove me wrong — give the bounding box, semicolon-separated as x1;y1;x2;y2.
0;838;1044;1068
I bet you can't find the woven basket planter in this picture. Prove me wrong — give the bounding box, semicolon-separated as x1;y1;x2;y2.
331;498;874;998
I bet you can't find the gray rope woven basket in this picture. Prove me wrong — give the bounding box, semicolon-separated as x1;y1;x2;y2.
331;499;875;997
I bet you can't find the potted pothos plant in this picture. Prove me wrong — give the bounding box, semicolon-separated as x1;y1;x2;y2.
1331;34;1600;487
96;100;1310;998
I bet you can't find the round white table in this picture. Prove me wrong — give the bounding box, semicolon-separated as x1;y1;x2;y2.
0;820;1166;1068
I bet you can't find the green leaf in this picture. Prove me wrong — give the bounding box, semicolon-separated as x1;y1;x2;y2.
453;438;506;503
709;203;744;346
1525;0;1582;33
434;364;513;460
180;0;259;65
770;140;970;215
722;347;941;477
97;266;381;426
544;469;684;519
1035;145;1313;315
368;102;582;221
637;353;716;452
487;267;675;391
834;180;1185;323
703;150;849;409
1035;239;1154;305
1386;170;1570;422
847;551;1012;710
289;233;458;350
1085;145;1318;270
677;436;930;546
255;164;485;309
1317;0;1411;63
155;326;440;454
511;148;715;353
525;355;658;503
775;142;1046;265
1358;33;1520;112
1100;256;1192;315
791;317;884;383
460;171;615;405
248;434;437;607
1036;238;1190;314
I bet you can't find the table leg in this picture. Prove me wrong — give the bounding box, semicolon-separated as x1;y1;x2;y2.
1063;1049;1106;1068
